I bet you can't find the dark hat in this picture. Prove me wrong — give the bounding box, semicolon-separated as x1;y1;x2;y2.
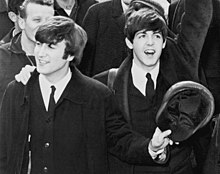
128;0;166;22
156;81;214;142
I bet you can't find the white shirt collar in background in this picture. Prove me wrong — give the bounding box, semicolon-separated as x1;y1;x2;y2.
121;0;129;13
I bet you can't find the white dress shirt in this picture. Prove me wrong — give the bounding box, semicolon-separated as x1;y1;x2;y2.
39;68;72;111
131;59;159;96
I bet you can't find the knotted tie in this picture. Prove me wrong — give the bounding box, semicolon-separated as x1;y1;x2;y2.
48;85;56;113
145;73;155;99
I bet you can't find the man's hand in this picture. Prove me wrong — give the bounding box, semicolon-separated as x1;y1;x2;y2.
15;65;36;85
149;127;173;153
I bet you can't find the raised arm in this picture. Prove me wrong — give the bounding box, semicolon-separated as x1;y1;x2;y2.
174;0;213;76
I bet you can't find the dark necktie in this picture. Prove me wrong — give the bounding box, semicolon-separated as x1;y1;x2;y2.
145;73;155;99
48;85;56;114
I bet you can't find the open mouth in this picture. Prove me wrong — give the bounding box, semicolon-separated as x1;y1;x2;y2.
144;49;155;55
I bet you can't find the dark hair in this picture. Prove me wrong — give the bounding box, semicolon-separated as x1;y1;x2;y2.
19;0;54;18
125;7;168;42
35;16;87;65
7;0;24;14
125;0;168;42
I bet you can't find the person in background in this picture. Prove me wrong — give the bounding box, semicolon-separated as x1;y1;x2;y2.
0;0;24;45
94;0;212;173
54;0;98;26
78;0;129;77
168;0;220;173
0;0;13;39
169;0;220;116
0;0;54;104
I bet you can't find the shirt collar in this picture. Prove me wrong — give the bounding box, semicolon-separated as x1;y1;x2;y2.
121;0;129;13
131;59;160;96
39;68;72;110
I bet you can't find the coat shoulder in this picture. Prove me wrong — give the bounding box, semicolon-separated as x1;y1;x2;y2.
82;73;111;96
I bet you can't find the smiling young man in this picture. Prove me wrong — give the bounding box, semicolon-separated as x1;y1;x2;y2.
93;0;213;173
0;16;110;174
0;0;54;104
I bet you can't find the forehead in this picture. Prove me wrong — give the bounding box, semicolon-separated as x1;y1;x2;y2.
135;29;162;36
41;40;66;48
25;3;54;18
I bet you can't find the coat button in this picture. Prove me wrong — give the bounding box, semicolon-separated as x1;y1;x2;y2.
45;143;50;148
44;166;48;173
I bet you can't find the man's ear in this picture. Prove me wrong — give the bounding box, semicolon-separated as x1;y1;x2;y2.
162;39;167;49
8;12;17;22
67;55;74;62
18;16;25;30
125;37;133;49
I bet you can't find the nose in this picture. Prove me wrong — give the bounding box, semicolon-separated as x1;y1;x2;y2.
146;35;154;46
38;44;47;57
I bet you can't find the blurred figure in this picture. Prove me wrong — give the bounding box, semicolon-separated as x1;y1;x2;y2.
0;0;24;45
54;0;98;26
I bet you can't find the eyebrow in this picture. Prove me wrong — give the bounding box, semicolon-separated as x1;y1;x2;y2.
136;30;162;35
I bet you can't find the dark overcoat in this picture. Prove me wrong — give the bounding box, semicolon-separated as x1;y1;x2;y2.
78;0;128;76
0;67;112;174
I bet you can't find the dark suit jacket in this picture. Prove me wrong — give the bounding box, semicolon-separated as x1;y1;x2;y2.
94;0;212;173
78;0;128;77
169;0;220;115
54;0;97;26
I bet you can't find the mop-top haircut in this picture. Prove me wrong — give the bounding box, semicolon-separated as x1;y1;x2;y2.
125;0;168;42
35;16;88;65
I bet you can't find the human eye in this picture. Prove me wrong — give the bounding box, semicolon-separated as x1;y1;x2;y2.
48;43;56;49
35;41;41;46
138;33;146;39
154;32;162;39
33;18;41;23
155;34;161;39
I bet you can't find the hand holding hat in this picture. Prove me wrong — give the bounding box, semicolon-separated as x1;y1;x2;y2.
156;81;214;142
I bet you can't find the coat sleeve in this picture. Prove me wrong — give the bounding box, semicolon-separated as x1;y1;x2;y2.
174;0;213;79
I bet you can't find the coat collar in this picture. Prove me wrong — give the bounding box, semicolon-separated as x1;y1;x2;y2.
111;0;125;33
8;33;26;55
23;66;87;105
111;0;123;17
113;56;132;122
